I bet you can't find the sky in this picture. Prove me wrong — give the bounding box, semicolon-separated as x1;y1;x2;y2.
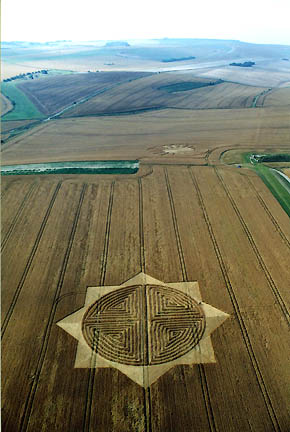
2;0;290;45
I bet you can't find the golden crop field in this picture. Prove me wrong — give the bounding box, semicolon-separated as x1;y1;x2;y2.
2;55;290;432
2;161;290;431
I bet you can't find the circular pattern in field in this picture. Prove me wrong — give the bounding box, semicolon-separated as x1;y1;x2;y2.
162;144;194;155
82;284;205;366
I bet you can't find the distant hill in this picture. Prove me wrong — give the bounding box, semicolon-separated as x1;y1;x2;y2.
105;41;130;48
1;38;290;86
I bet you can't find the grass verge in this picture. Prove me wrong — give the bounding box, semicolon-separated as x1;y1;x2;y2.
242;152;290;217
254;164;290;217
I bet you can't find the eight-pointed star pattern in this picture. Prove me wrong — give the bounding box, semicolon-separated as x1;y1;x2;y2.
57;272;229;387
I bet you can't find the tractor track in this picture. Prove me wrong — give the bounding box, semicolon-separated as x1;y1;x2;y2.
138;177;153;432
164;167;217;432
1;181;62;336
83;181;115;432
138;178;146;274
246;176;290;249
1;182;37;252
19;183;87;432
164;168;188;282
214;167;289;326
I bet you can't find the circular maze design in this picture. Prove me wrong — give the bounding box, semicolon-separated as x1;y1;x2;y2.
82;284;205;366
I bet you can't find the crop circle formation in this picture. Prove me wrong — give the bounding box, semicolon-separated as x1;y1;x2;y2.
82;284;206;366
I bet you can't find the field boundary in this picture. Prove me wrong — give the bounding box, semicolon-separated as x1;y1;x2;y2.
1;182;62;336
189;167;281;431
164;168;217;432
215;167;290;326
19;183;87;431
1;182;37;252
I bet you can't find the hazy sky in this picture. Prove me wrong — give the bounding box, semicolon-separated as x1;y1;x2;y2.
2;0;290;45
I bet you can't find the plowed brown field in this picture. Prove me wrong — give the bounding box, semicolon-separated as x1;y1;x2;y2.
2;162;290;432
17;71;151;116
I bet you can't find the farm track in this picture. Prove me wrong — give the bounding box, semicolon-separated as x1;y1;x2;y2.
2;121;49;149
83;181;115;432
246;176;290;249
189;167;281;432
143;386;152;432
1;181;62;336
20;183;87;432
164;168;216;432
1;182;37;252
214;167;290;326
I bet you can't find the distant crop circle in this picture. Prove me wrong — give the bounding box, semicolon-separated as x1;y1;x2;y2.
82;284;205;366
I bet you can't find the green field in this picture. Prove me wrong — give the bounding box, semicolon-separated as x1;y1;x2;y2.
244;153;290;217
158;81;220;93
1;82;45;120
